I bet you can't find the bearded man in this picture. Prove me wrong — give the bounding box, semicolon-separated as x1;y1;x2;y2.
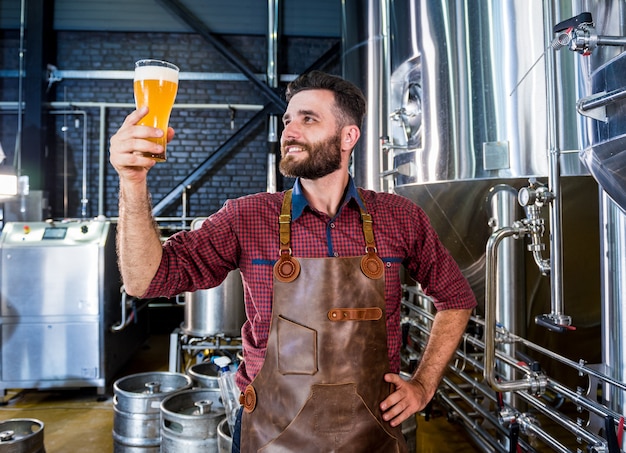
110;70;476;452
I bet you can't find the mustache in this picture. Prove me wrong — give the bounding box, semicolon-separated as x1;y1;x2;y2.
282;140;307;148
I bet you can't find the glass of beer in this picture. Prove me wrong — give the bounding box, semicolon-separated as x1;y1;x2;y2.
133;59;179;161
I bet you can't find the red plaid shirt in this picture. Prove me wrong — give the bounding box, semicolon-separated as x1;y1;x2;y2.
143;178;476;391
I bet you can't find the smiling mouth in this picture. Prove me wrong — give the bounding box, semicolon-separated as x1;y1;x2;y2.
282;142;308;156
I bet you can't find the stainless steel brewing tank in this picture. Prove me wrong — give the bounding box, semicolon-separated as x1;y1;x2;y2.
382;1;602;364
181;270;245;337
387;0;594;275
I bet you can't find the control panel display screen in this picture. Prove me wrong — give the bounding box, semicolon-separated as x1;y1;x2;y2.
42;227;68;240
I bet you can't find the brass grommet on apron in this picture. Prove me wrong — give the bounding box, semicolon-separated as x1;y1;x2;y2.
274;254;301;282
242;384;257;413
361;251;384;279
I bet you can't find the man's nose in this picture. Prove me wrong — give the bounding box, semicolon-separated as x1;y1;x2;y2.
282;122;299;141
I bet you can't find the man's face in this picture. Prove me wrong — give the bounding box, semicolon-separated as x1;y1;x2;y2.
279;89;343;180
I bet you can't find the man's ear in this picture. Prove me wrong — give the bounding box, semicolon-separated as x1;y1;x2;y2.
341;125;360;151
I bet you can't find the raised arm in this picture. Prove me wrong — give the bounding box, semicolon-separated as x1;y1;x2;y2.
109;107;173;296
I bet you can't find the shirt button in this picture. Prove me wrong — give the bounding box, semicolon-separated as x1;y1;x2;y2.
333;252;339;257
329;222;336;228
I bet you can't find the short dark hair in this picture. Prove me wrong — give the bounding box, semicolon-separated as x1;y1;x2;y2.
285;71;367;129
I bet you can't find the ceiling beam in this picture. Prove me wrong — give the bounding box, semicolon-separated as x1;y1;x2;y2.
155;0;286;111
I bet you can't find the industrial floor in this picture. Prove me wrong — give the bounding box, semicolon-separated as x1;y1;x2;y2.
0;334;479;452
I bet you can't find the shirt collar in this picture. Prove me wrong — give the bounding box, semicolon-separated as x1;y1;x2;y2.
291;176;365;221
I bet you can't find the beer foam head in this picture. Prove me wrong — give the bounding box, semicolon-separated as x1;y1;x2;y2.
134;64;179;83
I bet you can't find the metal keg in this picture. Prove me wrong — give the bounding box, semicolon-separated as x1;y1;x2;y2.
112;372;193;452
187;361;219;389
217;418;232;453
181;269;245;337
160;388;224;452
0;419;45;453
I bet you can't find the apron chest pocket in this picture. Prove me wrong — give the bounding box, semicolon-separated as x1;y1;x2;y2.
277;315;318;375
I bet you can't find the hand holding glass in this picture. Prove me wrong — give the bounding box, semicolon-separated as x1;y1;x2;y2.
133;59;179;162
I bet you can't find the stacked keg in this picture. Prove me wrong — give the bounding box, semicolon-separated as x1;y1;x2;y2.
113;363;235;452
112;371;193;452
0;418;45;453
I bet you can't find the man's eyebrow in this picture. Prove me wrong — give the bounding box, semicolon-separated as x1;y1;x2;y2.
299;109;319;118
283;109;320;121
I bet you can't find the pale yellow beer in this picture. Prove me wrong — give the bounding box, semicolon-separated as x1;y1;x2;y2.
133;59;179;161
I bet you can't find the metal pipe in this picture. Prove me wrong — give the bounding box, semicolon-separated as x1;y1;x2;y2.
437;388;504;453
36;69;299;82
181;185;190;230
515;412;570;453
0;101;264;111
445;351;558;453
98;105;106;216
543;0;569;326
406;306;622;451
408;302;626;425
516;391;606;448
577;86;626;114
266;0;279;194
484;225;535;392
458;318;626;421
13;0;26;175
267;0;279;90
49;110;89;218
596;35;626;46
487;185;524;383
110;289;130;332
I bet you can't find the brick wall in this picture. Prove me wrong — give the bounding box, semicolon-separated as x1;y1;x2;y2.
0;30;339;220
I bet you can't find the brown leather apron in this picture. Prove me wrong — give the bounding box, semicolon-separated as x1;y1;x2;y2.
240;190;408;452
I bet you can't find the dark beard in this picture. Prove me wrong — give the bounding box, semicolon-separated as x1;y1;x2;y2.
279;134;342;180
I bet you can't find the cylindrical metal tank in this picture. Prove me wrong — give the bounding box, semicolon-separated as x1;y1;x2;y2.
181;218;246;338
343;0;603;382
572;0;626;417
383;1;599;321
389;0;585;182
181;269;245;337
387;0;589;275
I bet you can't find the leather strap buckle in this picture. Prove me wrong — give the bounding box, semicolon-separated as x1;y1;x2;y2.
327;307;383;321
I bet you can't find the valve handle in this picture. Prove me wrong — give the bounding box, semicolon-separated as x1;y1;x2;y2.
553;12;593;33
535;315;576;333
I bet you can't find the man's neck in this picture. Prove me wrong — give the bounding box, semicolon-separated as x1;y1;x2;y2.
299;172;349;218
